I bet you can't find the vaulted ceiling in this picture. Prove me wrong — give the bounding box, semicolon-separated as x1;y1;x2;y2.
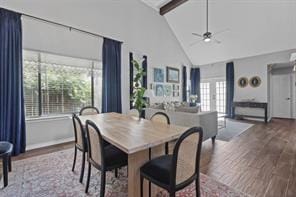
142;0;296;65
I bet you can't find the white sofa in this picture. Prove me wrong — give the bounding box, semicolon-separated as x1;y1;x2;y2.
145;108;218;142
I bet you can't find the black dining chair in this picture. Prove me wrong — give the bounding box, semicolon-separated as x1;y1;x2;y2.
0;141;13;188
140;127;203;197
85;120;128;196
79;106;100;115
71;113;88;183
150;112;171;155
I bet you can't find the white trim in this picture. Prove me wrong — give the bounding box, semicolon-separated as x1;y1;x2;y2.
26;115;71;123
26;137;74;151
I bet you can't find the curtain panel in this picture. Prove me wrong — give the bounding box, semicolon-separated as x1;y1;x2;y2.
142;55;148;89
0;8;26;155
102;38;122;113
226;62;234;118
190;67;201;103
182;66;187;102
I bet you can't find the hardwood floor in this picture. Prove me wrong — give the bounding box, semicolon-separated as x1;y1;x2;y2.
4;118;296;197
199;118;296;197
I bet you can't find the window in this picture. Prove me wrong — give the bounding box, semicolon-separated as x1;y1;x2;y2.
216;81;226;113
200;82;210;111
23;50;102;118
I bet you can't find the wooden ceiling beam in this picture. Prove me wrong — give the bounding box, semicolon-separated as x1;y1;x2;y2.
159;0;188;15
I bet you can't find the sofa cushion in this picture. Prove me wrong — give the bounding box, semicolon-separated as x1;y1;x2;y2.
175;106;200;113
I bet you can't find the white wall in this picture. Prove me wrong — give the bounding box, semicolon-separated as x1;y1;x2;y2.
199;49;295;119
0;0;191;149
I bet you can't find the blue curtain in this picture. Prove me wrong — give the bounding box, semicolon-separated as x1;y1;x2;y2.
0;8;26;155
142;55;148;89
102;38;122;113
190;67;201;103
182;66;187;102
226;62;234;117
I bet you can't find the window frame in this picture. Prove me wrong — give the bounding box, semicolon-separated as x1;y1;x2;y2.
23;50;100;120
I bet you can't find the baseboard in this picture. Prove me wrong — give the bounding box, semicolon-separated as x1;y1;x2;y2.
26;137;74;151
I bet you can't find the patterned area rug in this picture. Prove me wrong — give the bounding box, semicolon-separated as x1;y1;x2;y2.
1;149;248;197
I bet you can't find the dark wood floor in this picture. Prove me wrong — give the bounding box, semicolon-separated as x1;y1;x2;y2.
5;118;296;196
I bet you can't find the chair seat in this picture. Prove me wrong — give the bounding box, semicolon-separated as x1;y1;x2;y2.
141;155;173;187
104;145;128;168
0;142;13;156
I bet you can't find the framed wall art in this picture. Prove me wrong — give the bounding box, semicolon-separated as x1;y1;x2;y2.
166;67;180;83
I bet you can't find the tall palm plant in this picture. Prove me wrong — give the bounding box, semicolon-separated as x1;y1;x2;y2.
131;59;147;117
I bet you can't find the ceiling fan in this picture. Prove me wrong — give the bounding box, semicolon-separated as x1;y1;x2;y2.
191;0;229;46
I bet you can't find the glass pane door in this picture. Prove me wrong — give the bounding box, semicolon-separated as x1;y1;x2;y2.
200;82;211;111
216;81;226;113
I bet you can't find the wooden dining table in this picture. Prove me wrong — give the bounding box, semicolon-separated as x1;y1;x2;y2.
79;112;189;197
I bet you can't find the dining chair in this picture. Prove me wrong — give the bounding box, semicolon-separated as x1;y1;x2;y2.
140;127;203;197
79;106;100;115
85;120;128;196
72;113;88;183
0;141;13;188
150;112;170;155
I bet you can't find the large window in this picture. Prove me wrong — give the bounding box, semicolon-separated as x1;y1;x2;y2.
200;82;210;111
216;81;226;113
23;50;102;118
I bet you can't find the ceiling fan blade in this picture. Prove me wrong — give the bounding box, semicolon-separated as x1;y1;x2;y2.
190;39;204;46
213;38;221;44
212;28;230;36
192;33;203;37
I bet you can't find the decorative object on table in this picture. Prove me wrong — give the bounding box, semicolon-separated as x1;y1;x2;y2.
131;59;147;117
249;76;261;88
238;77;248;88
166;67;180;83
164;84;172;97
189;94;198;106
143;89;154;107
155;84;164;97
153;68;165;82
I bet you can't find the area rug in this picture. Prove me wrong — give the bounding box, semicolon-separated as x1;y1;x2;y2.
217;120;254;142
0;149;248;197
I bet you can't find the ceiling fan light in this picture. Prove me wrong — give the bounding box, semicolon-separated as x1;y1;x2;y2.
204;37;211;42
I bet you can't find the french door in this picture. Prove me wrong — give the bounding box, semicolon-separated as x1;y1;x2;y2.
200;79;226;113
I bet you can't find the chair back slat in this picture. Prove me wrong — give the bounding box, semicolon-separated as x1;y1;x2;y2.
80;106;100;115
172;127;203;185
72;114;86;149
85;120;104;166
150;112;170;124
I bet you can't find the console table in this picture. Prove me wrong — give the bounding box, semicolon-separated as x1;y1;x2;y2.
232;102;268;123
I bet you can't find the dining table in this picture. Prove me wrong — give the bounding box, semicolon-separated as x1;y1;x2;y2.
78;112;189;197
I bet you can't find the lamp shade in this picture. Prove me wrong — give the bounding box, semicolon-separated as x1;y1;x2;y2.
144;89;154;98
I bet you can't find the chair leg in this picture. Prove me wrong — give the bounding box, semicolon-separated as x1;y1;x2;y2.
2;155;8;187
85;162;91;193
149;181;151;197
79;151;86;183
115;168;118;178
8;155;12;172
169;192;176;197
140;175;144;197
211;135;216;144
72;147;77;172
196;179;200;197
100;171;106;197
165;142;169;155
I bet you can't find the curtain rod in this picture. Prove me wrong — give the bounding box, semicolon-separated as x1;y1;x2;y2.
1;7;123;43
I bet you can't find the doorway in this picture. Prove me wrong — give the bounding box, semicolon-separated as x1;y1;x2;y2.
271;73;293;118
200;78;226;113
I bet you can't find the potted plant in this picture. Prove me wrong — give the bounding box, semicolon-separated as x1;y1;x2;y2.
131;59;147;118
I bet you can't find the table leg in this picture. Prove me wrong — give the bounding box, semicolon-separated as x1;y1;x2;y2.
128;149;149;197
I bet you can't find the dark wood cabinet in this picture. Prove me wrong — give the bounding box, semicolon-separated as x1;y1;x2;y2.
232;102;268;123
